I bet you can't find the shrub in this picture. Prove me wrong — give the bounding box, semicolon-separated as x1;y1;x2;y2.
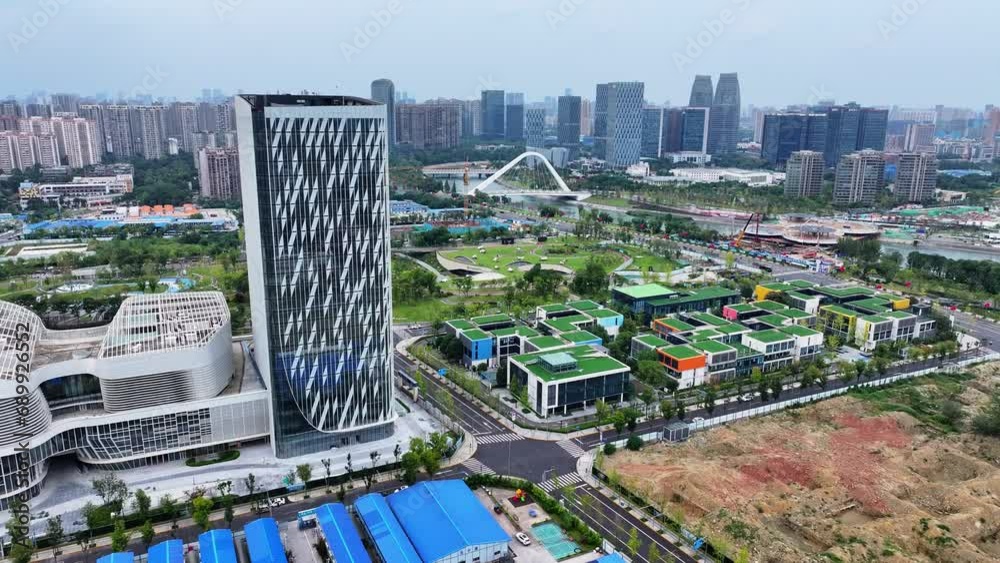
603;443;617;455
626;436;644;451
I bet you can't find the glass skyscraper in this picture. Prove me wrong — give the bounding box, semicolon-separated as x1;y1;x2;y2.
708;72;740;155
236;94;395;458
481;90;505;139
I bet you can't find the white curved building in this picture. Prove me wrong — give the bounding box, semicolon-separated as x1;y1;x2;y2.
0;292;269;508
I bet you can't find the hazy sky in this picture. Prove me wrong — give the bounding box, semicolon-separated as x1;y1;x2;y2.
3;0;997;108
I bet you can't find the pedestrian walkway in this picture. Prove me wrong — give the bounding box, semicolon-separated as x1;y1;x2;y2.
556;439;587;458
538;473;583;493
461;459;496;475
474;432;525;445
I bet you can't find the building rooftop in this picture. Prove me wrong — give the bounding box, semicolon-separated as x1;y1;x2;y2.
561;330;602;344
775;308;812;319
746;329;794;344
648;286;740;307
542;313;592;333
460;328;492;341
566;299;601;312
689;328;723;341
97;292;230;360
815;285;875;299
526;335;568;351
489;326;540;338
821;304;859;317
634;334;668;348
198;530;237;563
445;319;476;331
884;310;915;319
354;494;422;563
539;303;572;314
244;518;288;563
147;540;182;563
715;322;751;335
787;290;819;301
753;300;788;312
689;312;729;327
659;344;704;360
471;313;512;326
589;308;622;319
316;504;372;563
656;317;696;332
732;343;762;358
512;345;628;382
778;325;822;338
615;283;674;300
860;314;892;324
849;297;893;312
691;340;735;355
387;481;510;563
97;554;134;563
788;280;816;289
727;303;758;313
755;314;790;327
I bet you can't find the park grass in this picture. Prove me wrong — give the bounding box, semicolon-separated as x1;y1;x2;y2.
586;196;632;208
393;298;453;322
440;239;625;277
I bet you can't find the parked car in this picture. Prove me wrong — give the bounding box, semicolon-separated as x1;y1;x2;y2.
515;532;532;546
691;417;705;424
740;393;754;402
493;504;503;514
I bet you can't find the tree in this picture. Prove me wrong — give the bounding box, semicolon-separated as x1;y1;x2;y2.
110;519;132;552
46;515;64;545
603;443;617;456
159;494;180;531
626;528;641;559
648;543;662;563
400;452;422;484
676;399;686;420
140;520;155;552
320;459;332;492
345;453;354;484
571;258;609;298
364;451;383;492
296;463;313;486
243;473;258;511
612;410;627;436
768;375;783;400
454;275;473;296
133;489;152;520
701;387;717;415
595;399;611;423
92;473;130;512
941;400;965;428
853;360;869;382
626;435;644;451
659;399;676;422
873;356;890;379
191;496;214;531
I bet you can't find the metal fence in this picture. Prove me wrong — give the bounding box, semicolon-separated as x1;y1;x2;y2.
689;352;1000;432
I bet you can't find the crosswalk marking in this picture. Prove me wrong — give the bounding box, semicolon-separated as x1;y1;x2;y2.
461;459;496;475
538;473;583;493
556;439;587;458
475;432;525;445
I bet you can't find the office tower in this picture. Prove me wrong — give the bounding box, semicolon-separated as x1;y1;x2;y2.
104;105;135;158
760;113;827;166
130;106;166;159
600;82;644;168
707;73;740;155
557;95;581;144
660;108;684;153
51;93;80;114
166;102;198;152
834;150;885;205
197;147;241;200
51;116;101;168
641;107;664;158
481;90;505;139
903;122;935;153
593;84;609;156
579;98;593;137
24;103;53;118
525;108;545;148
543;95;558;118
78;104;108;155
371;79;395;145
505;102;524;141
894;152;938;202
679;107;710;153
824;103;889;166
689;75;714;107
236;94;395;458
460;99;480;138
395;102;461;149
784;150;825;198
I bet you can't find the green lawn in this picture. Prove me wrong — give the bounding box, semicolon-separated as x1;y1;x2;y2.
586;196;632;208
393;298;453;322
440;239;625;277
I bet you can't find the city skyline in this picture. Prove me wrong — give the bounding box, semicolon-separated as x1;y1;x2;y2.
1;0;997;108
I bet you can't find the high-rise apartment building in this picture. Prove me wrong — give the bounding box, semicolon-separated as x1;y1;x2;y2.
579;98;593;137
903;122;935;153
130;106;166;159
481;90;505;139
0;100;23;118
197;147;241;200
593;84;609;157
708;73;740;155
0;132;36;172
371;79;396;146
395;102;461;149
688;75;714;107
505;93;524;141
51;116;101;168
35;135;59;168
834;150;885;205
598;82;644;168
784;150;825;198
78;104;108;156
50;93;80;114
525;108;545;148
894;152;938;202
760;113;827;166
824;103;889;166
167;102;199;152
557;95;581;144
236;94;395;458
104;105;135;158
460;99;481;138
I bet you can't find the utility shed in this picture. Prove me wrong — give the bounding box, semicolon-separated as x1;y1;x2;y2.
199;530;237;563
387;480;510;563
355;493;422;563
148;540;183;563
316;503;372;563
245;518;288;563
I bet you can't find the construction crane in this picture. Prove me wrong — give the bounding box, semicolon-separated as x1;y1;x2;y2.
732;213;755;248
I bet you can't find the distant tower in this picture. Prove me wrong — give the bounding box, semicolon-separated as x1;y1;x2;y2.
784;150;825;198
708;73;740;155
371;79;396;146
688;75;714;107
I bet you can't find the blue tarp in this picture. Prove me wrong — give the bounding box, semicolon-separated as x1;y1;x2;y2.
148;540;183;563
199;529;237;563
96;553;134;563
387;480;510;563
594;553;627;563
316;503;372;563
245;518;288;563
355;494;422;563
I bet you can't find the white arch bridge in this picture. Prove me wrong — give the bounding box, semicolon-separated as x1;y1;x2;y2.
425;151;591;201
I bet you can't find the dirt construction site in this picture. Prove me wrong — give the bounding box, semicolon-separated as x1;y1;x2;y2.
603;362;1000;563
